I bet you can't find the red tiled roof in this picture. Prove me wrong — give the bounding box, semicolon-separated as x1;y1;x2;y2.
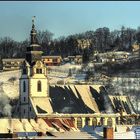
66;119;75;128
43;119;53;127
43;118;76;131
50;119;66;131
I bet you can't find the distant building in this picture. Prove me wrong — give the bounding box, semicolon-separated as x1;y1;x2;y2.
1;56;62;71
132;43;140;54
77;39;92;49
2;58;24;71
68;55;82;64
42;55;62;66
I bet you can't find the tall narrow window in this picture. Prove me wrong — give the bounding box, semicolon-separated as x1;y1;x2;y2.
23;68;27;74
37;81;41;92
23;81;26;92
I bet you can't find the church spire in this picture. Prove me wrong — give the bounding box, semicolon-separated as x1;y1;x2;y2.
30;16;38;45
25;16;43;65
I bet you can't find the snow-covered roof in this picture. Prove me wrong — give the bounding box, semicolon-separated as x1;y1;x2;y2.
50;85;103;113
2;58;24;62
42;56;62;59
30;97;53;115
109;95;135;115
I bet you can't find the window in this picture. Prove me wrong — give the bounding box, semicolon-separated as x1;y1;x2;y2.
77;118;82;129
36;69;42;74
23;68;27;74
17;107;19;112
37;81;42;92
53;58;58;63
107;117;112;127
24;97;26;102
23;81;26;92
85;117;90;126
92;118;97;126
24;109;25;114
30;107;31;112
7;62;11;65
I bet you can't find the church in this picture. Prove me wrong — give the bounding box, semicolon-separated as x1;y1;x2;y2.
14;18;137;130
15;17;53;118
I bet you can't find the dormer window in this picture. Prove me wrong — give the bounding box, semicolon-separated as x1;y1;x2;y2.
36;68;42;74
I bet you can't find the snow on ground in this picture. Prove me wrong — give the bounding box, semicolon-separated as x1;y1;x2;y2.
0;65;84;99
0;70;21;99
48;63;82;73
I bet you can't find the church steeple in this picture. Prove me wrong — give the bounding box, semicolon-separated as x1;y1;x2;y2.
30;16;38;45
26;16;43;65
16;17;52;119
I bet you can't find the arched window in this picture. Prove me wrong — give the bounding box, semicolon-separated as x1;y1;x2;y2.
107;117;112;127
92;117;97;126
85;117;90;126
77;118;82;129
100;117;104;125
23;81;26;92
37;81;42;92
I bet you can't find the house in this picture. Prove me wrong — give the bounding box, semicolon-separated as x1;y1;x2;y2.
68;55;82;64
1;56;62;71
42;56;62;66
2;58;24;71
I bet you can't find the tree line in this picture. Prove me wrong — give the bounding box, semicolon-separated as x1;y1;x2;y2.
0;26;140;59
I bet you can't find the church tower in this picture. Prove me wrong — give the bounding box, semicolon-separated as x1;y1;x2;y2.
16;17;53;118
26;16;42;65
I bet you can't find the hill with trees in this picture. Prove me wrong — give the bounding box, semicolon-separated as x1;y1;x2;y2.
0;26;140;61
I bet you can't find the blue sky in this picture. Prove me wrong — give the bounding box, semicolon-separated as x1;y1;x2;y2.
0;1;140;41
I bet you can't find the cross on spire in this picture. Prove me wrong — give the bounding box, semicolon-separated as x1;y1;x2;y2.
32;16;36;27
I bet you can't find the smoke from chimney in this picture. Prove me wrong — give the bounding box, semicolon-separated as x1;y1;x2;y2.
0;82;12;117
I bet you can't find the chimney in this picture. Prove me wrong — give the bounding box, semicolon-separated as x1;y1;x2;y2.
103;126;114;139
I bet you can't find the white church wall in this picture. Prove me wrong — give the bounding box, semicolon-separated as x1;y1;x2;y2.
30;78;48;97
20;79;29;103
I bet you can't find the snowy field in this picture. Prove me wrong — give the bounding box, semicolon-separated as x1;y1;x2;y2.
0;64;84;99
